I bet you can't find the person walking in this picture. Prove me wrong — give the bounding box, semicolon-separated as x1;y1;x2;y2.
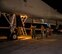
46;24;52;38
31;25;36;39
40;25;45;38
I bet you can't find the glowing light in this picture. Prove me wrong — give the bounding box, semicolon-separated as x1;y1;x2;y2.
21;15;28;19
18;35;32;40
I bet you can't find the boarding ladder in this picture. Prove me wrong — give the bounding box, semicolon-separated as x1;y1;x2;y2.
20;15;28;35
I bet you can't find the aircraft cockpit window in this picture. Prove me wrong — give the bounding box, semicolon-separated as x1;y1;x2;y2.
23;0;27;3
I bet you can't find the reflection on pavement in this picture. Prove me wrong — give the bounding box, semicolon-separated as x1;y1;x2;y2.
18;35;32;40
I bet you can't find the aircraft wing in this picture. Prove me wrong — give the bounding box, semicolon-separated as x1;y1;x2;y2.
0;0;62;19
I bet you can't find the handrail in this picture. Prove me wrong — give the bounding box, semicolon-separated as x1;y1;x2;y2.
0;27;10;29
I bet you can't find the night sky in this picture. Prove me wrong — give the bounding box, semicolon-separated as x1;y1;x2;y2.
42;0;62;13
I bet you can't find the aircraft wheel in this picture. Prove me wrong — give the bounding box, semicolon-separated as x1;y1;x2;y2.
11;34;17;40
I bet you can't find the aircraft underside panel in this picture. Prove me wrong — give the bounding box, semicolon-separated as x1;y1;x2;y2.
0;0;62;19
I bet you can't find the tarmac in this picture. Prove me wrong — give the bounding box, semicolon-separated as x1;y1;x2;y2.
0;34;62;54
